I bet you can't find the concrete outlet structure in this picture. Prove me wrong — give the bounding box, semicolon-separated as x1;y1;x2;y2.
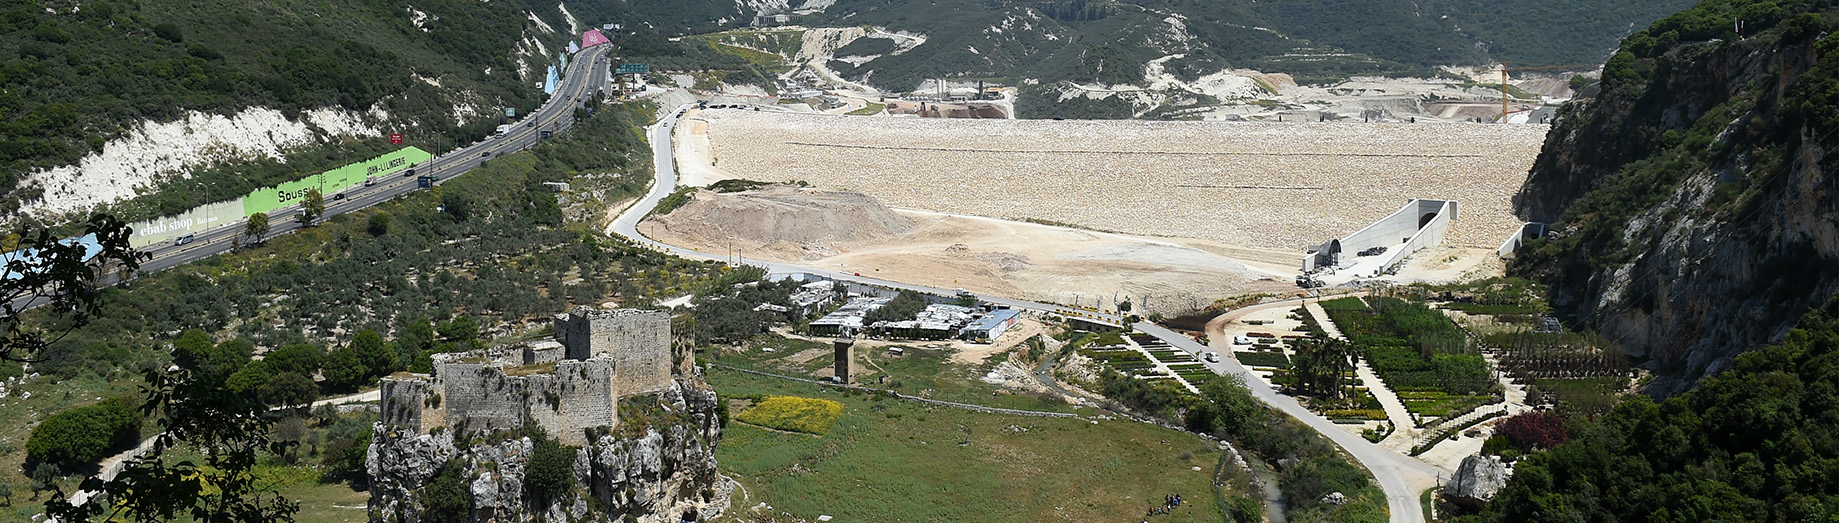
380;307;677;445
1304;199;1458;275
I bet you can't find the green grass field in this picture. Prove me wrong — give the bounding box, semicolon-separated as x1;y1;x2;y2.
281;481;370;523
709;368;1225;522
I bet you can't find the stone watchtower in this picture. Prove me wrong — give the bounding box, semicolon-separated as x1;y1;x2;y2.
553;306;675;397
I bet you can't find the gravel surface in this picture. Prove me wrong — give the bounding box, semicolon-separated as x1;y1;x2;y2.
701;111;1547;250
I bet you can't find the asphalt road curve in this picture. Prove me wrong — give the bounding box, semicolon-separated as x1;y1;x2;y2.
604;104;1124;327
125;43;614;279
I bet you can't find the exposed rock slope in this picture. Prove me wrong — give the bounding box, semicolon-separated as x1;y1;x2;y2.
1512;5;1839;395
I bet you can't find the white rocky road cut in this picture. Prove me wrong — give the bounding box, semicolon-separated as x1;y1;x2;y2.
22;107;379;220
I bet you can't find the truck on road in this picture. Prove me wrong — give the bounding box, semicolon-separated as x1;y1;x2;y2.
495;124;511;137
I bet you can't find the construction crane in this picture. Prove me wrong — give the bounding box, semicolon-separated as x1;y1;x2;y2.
1496;63;1599;121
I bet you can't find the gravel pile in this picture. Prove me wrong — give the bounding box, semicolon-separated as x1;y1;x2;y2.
701;112;1547;250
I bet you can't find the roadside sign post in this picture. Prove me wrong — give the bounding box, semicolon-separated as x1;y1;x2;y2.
389;134;403;145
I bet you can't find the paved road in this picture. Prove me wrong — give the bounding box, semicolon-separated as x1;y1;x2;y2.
1134;321;1446;523
605;106;1123;327
96;44;613;281
54;45;615;516
613;105;1443;522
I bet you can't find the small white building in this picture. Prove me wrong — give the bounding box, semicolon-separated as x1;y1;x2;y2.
960;309;1021;343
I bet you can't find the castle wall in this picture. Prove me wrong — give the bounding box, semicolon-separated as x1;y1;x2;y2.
437;362;531;435
520;359;618;446
380;376;432;432
389;308;676;444
524;340;565;365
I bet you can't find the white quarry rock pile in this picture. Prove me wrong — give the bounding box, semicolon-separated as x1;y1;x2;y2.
21;107;379;221
650;186;915;258
700;111;1546;250
1446;453;1511;508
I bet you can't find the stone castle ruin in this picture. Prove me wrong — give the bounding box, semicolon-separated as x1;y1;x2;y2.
380;307;677;445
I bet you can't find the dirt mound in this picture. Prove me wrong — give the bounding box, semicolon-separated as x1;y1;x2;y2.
649;186;914;256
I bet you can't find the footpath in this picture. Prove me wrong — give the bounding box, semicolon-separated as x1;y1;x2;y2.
1305;301;1417;445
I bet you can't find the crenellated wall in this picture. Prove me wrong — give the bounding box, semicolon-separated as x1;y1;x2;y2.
380;308;679;446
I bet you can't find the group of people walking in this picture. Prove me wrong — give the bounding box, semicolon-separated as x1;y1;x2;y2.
1142;493;1185;519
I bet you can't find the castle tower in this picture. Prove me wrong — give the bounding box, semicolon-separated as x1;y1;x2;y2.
833;336;854;385
553;307;675;397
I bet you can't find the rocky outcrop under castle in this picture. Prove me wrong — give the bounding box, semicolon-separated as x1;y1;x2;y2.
368;379;732;523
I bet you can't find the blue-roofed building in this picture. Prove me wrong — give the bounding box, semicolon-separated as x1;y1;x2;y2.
960;309;1021;343
2;233;102;280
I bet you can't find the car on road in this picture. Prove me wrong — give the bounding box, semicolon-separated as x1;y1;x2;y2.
363;176;376;187
403;167;417;178
332;192;347;201
1203;352;1220;363
526;122;535;128
174;234;196;246
481;151;492;157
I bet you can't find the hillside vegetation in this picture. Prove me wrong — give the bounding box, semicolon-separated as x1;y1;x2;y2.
0;0;573;213
1482;297;1839;521
1510;0;1839;393
0;0;780;222
809;0;1696;90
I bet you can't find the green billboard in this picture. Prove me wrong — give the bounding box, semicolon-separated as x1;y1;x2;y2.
243;146;431;215
126;200;245;248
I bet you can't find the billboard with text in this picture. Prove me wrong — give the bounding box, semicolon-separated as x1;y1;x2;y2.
127;200;243;248
242;146;430;215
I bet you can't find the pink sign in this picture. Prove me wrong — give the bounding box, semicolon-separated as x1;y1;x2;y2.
581;29;610;49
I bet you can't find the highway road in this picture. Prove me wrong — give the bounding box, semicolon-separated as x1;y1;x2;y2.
53;43;615;516
611;104;1445;522
605;105;1124;327
118;43;614;279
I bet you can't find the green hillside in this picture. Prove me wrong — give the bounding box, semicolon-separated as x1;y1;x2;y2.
0;0;771;221
811;0;1696;90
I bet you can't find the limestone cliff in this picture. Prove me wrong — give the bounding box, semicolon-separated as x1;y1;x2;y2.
368;379;732;522
1511;4;1839;395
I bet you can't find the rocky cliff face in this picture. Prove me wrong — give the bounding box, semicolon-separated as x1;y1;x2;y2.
368;379;733;522
1512;6;1839;395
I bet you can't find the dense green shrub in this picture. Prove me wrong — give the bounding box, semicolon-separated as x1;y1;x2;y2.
1484;297;1839;520
320;425;373;485
25;398;143;471
264;342;324;376
423;459;473;523
524;426;577;501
